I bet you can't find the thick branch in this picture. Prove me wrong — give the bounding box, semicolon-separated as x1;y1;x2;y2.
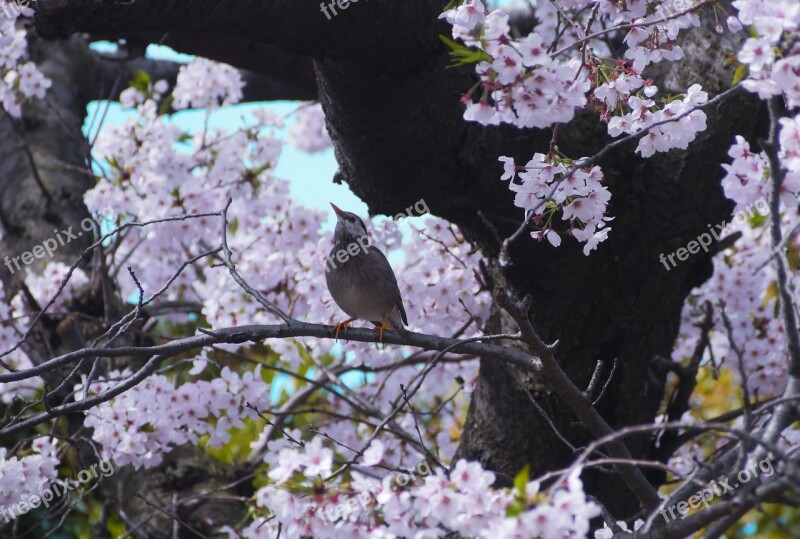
89;41;317;102
35;0;443;68
495;287;661;510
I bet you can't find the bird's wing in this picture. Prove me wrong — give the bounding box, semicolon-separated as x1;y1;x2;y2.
364;247;408;326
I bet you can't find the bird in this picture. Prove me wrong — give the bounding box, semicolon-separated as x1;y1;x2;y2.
325;203;408;341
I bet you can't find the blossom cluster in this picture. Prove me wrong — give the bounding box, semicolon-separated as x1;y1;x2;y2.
606;83;708;158
0;55;493;532
733;0;800;107
442;5;591;129
287;103;333;153
0;59;491;539
172;57;244;110
668;0;800;404
243;461;600;539
12;262;89;312
440;0;716;254
75;365;271;469
442;0;708;142
52;55;503;535
0;7;51;117
720;135;772;211
0;281;42;404
0;437;59;511
499;154;612;254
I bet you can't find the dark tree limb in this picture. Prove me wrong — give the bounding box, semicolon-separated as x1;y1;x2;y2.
89;38;317;102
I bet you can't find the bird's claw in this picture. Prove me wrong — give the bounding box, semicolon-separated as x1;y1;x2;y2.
334;317;356;341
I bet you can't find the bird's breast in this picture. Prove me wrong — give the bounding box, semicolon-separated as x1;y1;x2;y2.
325;252;396;322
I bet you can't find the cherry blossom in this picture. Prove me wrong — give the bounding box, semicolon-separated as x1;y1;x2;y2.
673;117;800;399
0;10;51;117
172;57;243;110
499;154;612;253
287;103;333;153
439;0;486;32
0;437;59;510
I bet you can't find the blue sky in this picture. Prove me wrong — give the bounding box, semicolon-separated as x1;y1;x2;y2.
84;44;368;231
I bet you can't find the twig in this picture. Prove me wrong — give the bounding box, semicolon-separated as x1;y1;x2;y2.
133;493;210;539
593;359;617;406
218;198;293;324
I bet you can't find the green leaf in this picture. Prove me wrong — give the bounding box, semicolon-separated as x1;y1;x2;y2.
439;35;491;67
130;69;152;95
439;34;473;55
514;463;530;494
251;163;272;176
106;156;122;172
732;64;748;86
158;94;174;116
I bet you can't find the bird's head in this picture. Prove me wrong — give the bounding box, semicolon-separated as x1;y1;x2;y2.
331;203;368;243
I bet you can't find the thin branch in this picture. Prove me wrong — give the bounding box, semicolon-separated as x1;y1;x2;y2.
551;0;717;58
756;96;800;454
593;358;617;406
218;198;293;324
133;493;210;539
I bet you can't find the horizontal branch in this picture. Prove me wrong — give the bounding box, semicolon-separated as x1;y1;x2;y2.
0;321;541;436
35;0;444;69
88;39;317;102
0;322;541;385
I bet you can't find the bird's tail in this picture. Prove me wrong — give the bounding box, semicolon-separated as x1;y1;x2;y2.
390;308;408;334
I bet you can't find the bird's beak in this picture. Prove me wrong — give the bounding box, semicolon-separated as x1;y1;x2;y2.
330;202;343;217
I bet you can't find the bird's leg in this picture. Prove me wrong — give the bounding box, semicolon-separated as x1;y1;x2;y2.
334;317;357;341
376;315;392;342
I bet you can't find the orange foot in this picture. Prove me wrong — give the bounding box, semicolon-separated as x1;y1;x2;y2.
375;315;393;342
334;317;357;341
